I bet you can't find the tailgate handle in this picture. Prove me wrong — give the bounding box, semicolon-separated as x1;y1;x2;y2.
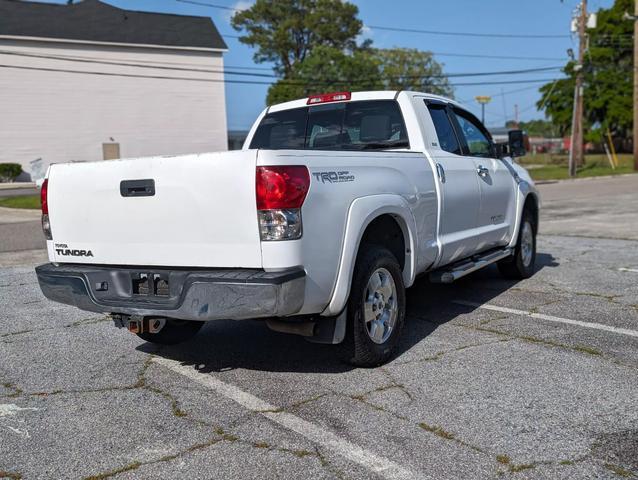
120;179;155;197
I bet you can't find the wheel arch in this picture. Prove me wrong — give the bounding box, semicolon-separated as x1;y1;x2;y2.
508;180;541;249
321;195;417;317
523;191;540;234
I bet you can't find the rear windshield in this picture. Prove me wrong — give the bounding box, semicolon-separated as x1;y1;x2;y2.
249;100;409;151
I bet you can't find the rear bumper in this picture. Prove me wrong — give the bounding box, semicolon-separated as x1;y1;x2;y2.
35;263;305;321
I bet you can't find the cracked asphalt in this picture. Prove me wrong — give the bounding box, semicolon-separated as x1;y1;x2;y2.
1;175;637;479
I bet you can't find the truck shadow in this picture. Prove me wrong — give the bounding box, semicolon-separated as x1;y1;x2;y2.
142;252;559;374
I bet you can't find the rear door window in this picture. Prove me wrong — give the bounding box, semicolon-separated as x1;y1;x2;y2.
426;102;462;155
250;100;409;151
342;100;408;150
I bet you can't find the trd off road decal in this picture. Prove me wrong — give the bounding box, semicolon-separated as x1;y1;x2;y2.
54;244;94;257
312;171;355;184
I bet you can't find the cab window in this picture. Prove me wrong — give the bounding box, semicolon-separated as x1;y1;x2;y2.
306;103;346;150
452;109;493;158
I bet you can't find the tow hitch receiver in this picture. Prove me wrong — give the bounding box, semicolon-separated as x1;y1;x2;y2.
124;316;166;334
128;319;141;334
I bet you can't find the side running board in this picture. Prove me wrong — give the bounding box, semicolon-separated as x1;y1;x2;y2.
429;248;513;284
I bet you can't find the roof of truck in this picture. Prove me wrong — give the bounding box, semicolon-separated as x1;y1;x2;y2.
267;91;464;113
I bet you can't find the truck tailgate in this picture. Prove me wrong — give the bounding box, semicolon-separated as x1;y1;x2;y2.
47;151;262;268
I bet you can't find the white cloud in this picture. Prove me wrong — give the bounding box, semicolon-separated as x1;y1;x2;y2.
357;24;373;44
224;0;253;23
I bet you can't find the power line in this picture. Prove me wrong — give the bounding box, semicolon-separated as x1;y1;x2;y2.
221;33;568;62
175;0;238;10
445;66;561;78
0;47;269;70
458;85;544;105
177;0;569;39
0;63;562;88
0;50;273;78
452;78;561;87
418;51;566;62
0;50;563;80
366;25;570;39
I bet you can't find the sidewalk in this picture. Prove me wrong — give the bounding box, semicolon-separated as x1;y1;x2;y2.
0;182;36;190
0;207;46;254
0;206;41;225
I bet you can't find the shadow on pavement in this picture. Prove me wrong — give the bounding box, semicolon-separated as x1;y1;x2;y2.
144;251;559;374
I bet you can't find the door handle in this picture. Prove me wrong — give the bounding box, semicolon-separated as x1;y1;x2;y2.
436;163;446;183
477;165;489;177
120;179;155;197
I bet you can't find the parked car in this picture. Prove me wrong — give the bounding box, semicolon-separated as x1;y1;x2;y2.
36;90;539;366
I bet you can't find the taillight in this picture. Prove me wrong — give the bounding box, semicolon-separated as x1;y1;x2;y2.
256;166;309;210
307;91;351;105
256;166;309;241
41;178;48;214
41;179;52;240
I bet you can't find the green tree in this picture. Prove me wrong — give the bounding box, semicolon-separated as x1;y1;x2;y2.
537;0;633;140
231;0;363;77
537;71;577;137
266;46;382;105
265;47;454;104
375;48;454;98
233;1;454;105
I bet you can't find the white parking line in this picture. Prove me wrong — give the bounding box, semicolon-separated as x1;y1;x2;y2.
153;357;421;480
453;300;638;339
619;267;638;273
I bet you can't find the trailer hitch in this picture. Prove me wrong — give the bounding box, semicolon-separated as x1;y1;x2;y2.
110;314;166;334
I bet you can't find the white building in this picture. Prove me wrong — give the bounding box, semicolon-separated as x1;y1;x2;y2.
0;0;228;181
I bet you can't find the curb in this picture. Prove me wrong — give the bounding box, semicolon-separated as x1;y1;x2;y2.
534;172;638;185
0;182;37;190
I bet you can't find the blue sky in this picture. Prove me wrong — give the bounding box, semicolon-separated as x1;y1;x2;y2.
41;0;615;130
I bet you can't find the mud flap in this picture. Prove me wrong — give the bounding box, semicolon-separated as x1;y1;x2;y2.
305;308;347;345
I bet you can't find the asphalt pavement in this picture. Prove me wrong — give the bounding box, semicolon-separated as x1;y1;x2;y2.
1;175;637;479
0;207;45;254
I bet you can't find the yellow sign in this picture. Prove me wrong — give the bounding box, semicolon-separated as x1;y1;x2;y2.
475;96;492;104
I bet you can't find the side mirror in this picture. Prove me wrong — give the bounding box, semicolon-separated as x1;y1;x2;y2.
508;130;527;157
494;143;509;159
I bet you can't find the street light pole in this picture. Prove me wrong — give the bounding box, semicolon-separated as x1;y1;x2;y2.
475;96;492;125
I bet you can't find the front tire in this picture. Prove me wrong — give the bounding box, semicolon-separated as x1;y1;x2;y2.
137;319;204;345
498;208;536;279
346;246;406;367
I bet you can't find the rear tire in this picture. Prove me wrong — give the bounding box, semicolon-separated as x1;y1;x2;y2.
346;245;406;367
137;319;204;345
498;208;536;279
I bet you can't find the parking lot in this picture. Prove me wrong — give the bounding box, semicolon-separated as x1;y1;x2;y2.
1;175;637;480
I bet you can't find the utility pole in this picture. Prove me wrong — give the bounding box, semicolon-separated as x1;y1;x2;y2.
475;96;491;125
623;6;638;171
514;104;519;128
569;0;587;177
634;0;638;170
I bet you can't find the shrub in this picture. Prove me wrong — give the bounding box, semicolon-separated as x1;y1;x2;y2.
0;163;23;182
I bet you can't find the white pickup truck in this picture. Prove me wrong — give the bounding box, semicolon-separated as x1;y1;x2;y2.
36;90;539;366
